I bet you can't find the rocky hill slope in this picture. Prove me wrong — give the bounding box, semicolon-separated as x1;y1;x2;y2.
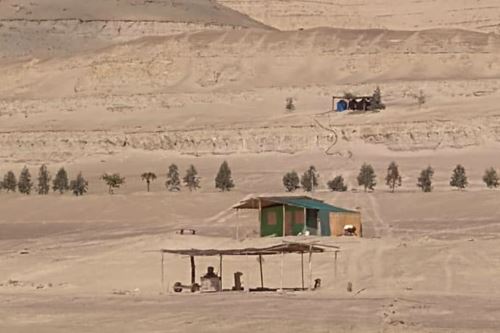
219;0;500;32
0;0;269;58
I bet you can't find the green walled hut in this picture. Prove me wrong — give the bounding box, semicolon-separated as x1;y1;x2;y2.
233;195;362;237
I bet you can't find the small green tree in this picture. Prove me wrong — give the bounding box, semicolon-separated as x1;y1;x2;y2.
166;164;181;192
417;166;434;192
3;170;17;192
327;175;347;192
483;167;499;188
385;161;402;193
371;86;385;110
283;171;300;192
301;166;319;192
450;164;468;190
183;165;200;191
215;161;234;192
141;172;157;192
357;163;376;192
18;166;33;195
70;172;88;196
37;164;51;195
102;173;125;194
53;167;69;194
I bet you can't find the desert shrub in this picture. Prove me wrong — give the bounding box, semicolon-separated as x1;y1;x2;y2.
3;171;17;192
357;163;376;192
301;166;319;192
102;173;125;194
166;164;181;192
18;166;33;195
371;86;385;110
282;171;300;192
417;166;434;192
450;164;468;190
285;97;295;111
37;164;51;195
327;175;347;192
183;165;200;191
53;167;69;194
483;167;499;188
70;172;88;196
417;90;426;108
385;161;402;193
215;161;234;192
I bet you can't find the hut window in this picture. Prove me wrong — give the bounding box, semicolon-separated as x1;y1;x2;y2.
294;210;304;225
267;211;277;225
285;211;293;224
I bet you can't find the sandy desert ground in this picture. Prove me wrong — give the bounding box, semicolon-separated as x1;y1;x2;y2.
1;1;500;332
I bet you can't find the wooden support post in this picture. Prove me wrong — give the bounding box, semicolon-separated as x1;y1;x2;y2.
280;251;284;292
258;254;264;288
190;256;196;285
161;252;165;293
334;251;338;280
236;209;240;241
219;254;223;292
308;245;313;290
282;204;286;237
258;199;262;237
301;251;305;290
303;207;307;234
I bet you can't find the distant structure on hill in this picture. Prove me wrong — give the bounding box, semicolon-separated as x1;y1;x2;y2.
332;88;386;112
233;195;362;237
333;95;374;112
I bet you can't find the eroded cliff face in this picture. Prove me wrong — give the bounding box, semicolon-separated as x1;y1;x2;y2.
1;118;497;162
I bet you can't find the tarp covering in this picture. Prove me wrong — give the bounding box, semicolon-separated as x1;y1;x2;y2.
159;242;335;256
233;195;357;214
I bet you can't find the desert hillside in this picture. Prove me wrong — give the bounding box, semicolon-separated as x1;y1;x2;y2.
0;0;269;58
220;0;500;32
2;1;500;333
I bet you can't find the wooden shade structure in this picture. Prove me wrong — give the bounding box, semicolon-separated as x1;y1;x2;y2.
158;241;339;293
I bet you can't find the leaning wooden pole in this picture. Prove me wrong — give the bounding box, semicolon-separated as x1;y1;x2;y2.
190;256;196;285
259;254;264;289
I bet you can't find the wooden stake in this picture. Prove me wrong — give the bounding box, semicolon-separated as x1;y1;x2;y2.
161;252;165;293
280;251;284;291
258;198;262;236
259;254;264;288
236;209;240;241
301;251;305;290
190;256;196;285
308;245;313;290
303;207;307;234
282;204;286;237
219;254;223;292
334;251;338;280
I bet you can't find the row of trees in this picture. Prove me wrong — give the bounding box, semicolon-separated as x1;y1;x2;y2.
0;161;236;195
283;163;499;193
100;161;235;194
0;166;88;196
